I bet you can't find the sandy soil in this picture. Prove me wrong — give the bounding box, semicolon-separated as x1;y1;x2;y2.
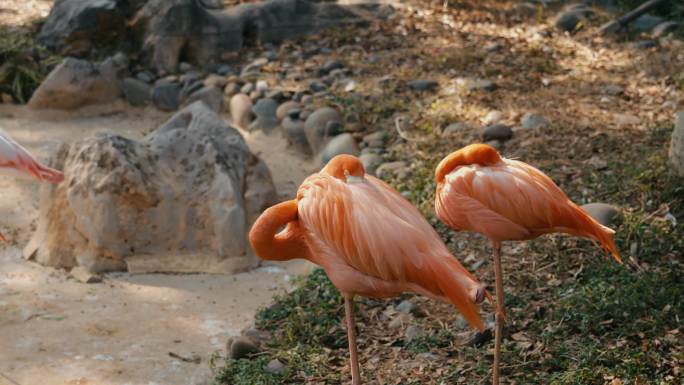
0;103;316;385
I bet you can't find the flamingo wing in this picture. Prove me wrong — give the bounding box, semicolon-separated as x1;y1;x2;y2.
297;173;485;330
0;130;63;183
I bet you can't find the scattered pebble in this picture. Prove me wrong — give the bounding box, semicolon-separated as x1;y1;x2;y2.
580;203;621;227
228;337;260;359
265;359;285;375
405;325;424;341
69;267;102;284
407;79;438;92
520;113;548;130
482;123;513;141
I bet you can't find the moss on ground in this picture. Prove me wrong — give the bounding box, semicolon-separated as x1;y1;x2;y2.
212;123;682;385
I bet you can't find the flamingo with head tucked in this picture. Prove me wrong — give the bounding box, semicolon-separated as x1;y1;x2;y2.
0;129;64;242
434;143;621;385
249;154;488;385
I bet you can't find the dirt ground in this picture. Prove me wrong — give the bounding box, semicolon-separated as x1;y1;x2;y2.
0;103;316;385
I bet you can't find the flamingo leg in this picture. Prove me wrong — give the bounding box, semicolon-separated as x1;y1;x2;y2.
492;242;505;385
343;292;361;385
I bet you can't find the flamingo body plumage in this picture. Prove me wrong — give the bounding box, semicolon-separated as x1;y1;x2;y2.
435;144;620;261
250;154;487;384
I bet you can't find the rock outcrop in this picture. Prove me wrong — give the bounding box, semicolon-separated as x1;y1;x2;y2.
25;102;276;274
38;0;382;74
28;55;128;110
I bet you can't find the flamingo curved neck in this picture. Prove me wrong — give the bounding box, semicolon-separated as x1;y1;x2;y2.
249;200;311;261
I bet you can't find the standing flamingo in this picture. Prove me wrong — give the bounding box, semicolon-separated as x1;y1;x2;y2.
434;143;621;385
0;129;64;242
250;154;488;385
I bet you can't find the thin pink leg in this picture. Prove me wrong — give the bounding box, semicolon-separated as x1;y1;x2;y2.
492;242;505;385
343;292;361;385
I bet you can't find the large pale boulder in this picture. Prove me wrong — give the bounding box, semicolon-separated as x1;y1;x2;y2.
28;55;127;110
669;110;684;176
24;102;277;274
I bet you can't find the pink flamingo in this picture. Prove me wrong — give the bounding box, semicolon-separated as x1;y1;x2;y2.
434;143;621;385
250;154;488;385
0;129;64;242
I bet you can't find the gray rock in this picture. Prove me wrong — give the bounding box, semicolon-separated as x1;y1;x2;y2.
633;14;664;32
395;300;417;315
468;79;497;92
249;90;263;101
241;83;255;94
388;313;412;330
485;139;503;151
632;40;657;50
37;0;127;55
520;113;548;130
230;94;254;129
483;111;503;125
581;203;621;227
184;86;224;112
24;102;276;274
229;337;260;359
319;59;344;75
309;80;327;92
242;58;269;75
136;71;155;84
265;89;283;101
179;71;203;86
249;98;279;133
179;62;193;73
69;266;102;284
216;64;232;76
554;11;582;32
204;74;228;89
359;153;383;176
282;117;311;155
155;75;179;86
442;123;470;136
482;124;513;141
265;359;285;375
301;95;313;105
224;82;241;97
602;85;624;96
669;109;684;176
405;325;424;341
304;107;343;153
361;131;386;149
407;79;438;92
485;42;504;52
152;83;182;111
276;101;302;121
121;78;152;107
256;80;269;92
321;134;360;165
28;55;126;110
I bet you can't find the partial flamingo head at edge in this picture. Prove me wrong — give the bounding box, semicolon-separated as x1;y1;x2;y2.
434;143;502;184
323;154;366;183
